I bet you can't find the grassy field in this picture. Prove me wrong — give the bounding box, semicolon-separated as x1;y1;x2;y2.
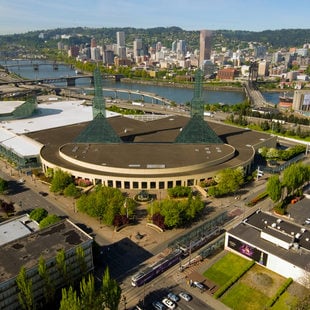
221;282;269;310
202;252;293;309
203;251;250;286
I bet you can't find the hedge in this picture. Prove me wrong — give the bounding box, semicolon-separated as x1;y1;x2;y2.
214;260;255;299
247;192;268;207
265;277;293;308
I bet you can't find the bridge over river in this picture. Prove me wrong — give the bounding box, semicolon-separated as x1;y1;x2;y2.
0;73;124;87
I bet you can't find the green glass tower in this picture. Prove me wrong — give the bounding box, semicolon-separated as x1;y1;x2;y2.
175;69;222;144
74;67;121;143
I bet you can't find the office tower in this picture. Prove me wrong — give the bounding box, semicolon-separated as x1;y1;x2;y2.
133;38;143;59
199;30;212;67
116;31;125;47
91;37;97;48
91;47;101;60
156;42;162;52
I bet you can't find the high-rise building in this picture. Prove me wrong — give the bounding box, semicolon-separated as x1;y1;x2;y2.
133;38;143;60
91;37;97;48
199;30;212;68
116;31;125;47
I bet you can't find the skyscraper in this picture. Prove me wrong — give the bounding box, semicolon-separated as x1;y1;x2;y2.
199;30;212;68
116;31;125;47
133;38;143;59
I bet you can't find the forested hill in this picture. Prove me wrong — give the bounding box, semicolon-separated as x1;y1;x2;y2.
0;26;309;51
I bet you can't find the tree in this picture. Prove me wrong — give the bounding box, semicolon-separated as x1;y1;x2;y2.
1;201;15;216
282;163;310;196
59;286;81;310
56;248;70;285
76;186;130;226
161;200;182;228
76;246;87;276
266;175;282;202
0;178;8;193
16;266;34;310
50;169;73;193
100;267;121;310
80;274;96;310
38;255;55;305
215;167;244;195
29;208;48;223
39;214;61;229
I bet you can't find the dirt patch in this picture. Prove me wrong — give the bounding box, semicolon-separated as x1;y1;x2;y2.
240;264;286;297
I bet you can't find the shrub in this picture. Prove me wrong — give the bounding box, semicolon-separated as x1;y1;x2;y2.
29;208;48;223
113;214;129;227
39;214;61;229
247;192;268;206
1;201;15;215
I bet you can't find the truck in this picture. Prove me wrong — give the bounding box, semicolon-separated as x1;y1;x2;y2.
204;111;214;117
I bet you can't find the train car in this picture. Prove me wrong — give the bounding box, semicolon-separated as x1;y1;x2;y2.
131;248;182;287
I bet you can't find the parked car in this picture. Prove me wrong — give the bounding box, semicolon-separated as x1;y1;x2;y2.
152;301;166;310
291;196;302;204
167;292;180;302
305;218;310;225
39;191;48;197
193;281;205;291
179;291;192;302
162;298;176;309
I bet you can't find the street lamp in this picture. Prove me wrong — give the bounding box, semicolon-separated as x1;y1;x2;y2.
124;198;128;218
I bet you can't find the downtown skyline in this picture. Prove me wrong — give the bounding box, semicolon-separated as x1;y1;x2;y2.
0;0;310;35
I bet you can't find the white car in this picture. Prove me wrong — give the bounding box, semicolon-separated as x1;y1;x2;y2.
162;298;176;309
179;291;192;301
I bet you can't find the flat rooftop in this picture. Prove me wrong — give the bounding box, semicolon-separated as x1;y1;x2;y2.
0;219;93;283
0;215;39;246
29;113;273;177
228;210;310;270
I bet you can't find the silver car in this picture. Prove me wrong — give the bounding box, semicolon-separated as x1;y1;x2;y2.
179;291;192;301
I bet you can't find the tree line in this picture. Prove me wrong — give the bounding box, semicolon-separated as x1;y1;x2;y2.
15;246;121;310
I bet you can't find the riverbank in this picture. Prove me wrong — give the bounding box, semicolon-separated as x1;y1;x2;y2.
121;77;244;92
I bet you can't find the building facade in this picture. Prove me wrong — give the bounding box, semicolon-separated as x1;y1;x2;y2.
199;30;212;68
225;210;310;286
0;218;94;309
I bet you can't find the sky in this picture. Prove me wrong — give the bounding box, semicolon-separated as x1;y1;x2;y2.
0;0;309;35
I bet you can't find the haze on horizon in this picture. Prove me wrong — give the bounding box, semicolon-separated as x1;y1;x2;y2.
0;0;309;35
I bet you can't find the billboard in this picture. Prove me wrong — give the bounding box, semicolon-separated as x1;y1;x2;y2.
227;235;268;266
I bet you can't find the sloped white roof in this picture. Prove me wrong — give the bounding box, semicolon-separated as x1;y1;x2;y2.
0;100;119;157
0;101;24;114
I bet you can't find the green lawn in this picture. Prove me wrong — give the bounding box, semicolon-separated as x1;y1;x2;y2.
271;291;298;310
220;282;269;310
203;252;250;286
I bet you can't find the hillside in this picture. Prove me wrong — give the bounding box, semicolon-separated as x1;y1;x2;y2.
0;27;309;54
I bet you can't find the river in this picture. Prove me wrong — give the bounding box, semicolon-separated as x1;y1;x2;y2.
0;59;282;105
